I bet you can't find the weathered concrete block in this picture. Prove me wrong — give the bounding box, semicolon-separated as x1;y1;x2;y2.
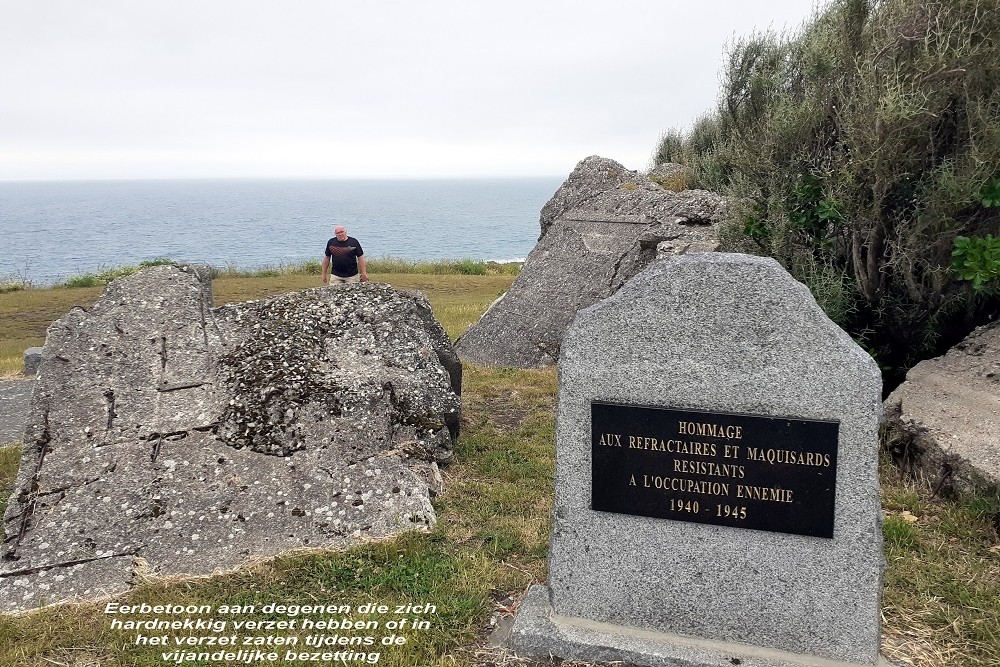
22;347;43;377
455;156;726;368
1;264;461;613
884;319;1000;495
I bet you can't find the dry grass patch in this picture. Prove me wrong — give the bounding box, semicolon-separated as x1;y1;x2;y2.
879;460;1000;667
210;273;514;342
0;444;20;517
0;286;103;373
0;272;515;370
460;366;557;434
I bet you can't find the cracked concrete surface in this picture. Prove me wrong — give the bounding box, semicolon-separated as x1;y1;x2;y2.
455;156;725;368
0;264;461;612
0;380;31;446
884;319;1000;495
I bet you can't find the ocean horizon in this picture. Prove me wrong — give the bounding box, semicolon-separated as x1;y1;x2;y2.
0;177;563;286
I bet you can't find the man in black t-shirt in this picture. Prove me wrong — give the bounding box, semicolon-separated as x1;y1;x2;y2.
322;225;368;284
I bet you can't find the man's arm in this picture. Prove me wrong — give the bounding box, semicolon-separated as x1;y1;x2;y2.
358;255;368;282
321;255;330;283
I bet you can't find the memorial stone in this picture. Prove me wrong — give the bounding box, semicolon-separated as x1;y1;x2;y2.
510;253;889;667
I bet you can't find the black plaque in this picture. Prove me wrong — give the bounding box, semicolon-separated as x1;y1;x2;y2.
591;402;839;538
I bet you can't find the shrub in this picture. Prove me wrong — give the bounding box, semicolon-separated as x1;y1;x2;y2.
952;234;1000;290
484;261;522;276
660;0;1000;382
63;274;101;288
653;130;685;165
63;258;175;288
454;259;488;276
364;258;518;276
300;259;322;275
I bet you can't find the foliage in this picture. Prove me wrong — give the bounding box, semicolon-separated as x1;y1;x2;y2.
952;234;1000;289
0;282;27;295
56;258;519;288
364;258;519;276
659;0;1000;379
980;178;1000;208
653;129;685;165
62;258;174;288
453;259;487;275
300;258;322;275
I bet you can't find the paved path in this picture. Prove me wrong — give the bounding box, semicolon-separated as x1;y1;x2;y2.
0;379;32;445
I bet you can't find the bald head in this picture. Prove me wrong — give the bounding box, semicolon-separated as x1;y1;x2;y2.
334;226;348;240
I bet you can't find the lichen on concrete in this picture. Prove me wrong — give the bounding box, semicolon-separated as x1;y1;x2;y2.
0;265;461;613
455;155;726;368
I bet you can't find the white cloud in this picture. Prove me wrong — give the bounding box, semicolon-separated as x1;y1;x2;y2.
0;0;822;179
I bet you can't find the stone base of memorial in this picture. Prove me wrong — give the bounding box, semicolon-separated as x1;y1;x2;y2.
509;254;892;667
512;586;896;667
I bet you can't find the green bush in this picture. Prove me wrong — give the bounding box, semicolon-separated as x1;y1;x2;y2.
952;234;1000;290
63;258;174;288
365;258;519;276
0;281;27;294
653;130;685;166
300;259;322;275
63;274;101;288
661;0;1000;381
454;259;488;276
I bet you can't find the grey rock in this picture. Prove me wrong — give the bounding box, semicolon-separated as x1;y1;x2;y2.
539;156;725;240
511;254;885;666
0;380;32;445
23;347;43;377
0;264;461;613
883;319;1000;495
455;156;726;368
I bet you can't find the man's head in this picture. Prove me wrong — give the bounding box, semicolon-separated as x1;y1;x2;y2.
334;225;348;241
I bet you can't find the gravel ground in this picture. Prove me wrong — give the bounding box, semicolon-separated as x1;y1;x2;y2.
0;379;32;445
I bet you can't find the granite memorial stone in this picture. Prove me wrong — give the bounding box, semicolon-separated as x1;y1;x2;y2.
510;253;889;667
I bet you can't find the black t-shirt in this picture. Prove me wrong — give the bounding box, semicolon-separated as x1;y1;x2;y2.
325;237;364;277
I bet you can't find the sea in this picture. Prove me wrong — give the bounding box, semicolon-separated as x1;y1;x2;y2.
0;177;563;286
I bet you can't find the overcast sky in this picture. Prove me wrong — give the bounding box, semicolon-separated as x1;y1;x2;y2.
0;1;822;180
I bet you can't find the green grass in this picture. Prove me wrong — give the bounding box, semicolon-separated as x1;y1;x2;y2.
60;258;176;288
880;461;1000;666
0;445;19;517
0;260;517;374
55;258;521;289
366;258;520;276
0;284;103;375
0;270;998;666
